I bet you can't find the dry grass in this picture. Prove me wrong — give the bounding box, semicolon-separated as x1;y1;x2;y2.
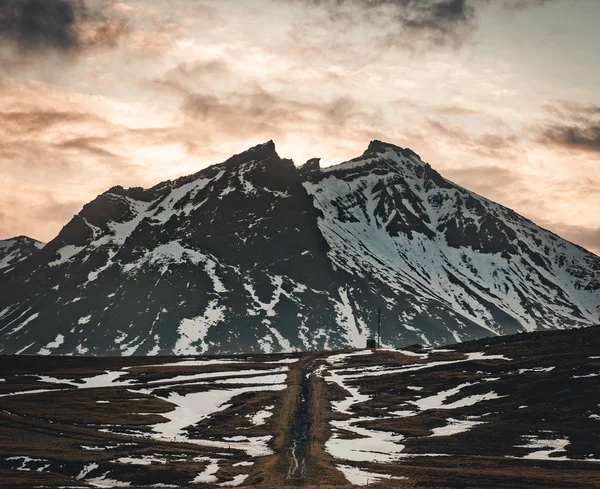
1;327;599;488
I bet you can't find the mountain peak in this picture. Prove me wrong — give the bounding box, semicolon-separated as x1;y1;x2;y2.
363;140;398;155
2;140;599;356
250;139;277;156
299;157;321;173
223;140;281;169
363;140;423;162
243;140;277;159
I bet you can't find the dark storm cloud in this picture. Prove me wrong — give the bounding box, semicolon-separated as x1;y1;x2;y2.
281;0;558;47
283;0;475;46
0;0;127;54
542;125;600;153
540;101;600;153
0;0;82;52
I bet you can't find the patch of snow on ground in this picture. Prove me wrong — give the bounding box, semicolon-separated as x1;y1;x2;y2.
144;368;287;386
430;418;484;437
326;418;405;462
86;474;131;487
390;410;418;417
143;381;285;456
517;367;555;374
512;435;570;460
36;370;132;390
572;372;600;379
218;374;287;385
326;368;371;414
116;455;169;465
409;383;505;411
265;358;299;364
466;352;511;361
140;359;243;368
219;474;249;486
326;350;373;365
76;463;99;479
336;464;407;486
247;405;274;426
396;349;429;359
5;456;47;470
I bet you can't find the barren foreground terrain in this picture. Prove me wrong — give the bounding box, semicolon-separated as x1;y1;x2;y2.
1;326;599;488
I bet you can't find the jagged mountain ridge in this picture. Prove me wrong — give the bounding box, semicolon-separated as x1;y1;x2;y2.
0;140;598;355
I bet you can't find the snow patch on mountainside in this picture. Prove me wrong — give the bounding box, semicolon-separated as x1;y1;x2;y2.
173;300;226;355
333;289;366;348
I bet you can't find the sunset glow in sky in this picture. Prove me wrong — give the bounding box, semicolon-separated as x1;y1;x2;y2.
0;0;599;254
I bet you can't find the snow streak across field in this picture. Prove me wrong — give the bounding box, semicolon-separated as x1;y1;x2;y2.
0;355;297;487
317;346;600;485
1;327;599;488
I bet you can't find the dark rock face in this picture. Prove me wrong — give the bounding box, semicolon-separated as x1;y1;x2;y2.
0;141;598;355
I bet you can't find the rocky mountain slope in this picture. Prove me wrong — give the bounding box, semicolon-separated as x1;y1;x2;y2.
0;141;598;355
0;236;44;272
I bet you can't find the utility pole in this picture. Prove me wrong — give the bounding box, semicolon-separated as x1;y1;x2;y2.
377;308;381;349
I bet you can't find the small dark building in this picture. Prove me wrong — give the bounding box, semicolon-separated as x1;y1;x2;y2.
366;338;377;349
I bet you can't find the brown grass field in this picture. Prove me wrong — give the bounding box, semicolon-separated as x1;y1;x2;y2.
1;326;599;488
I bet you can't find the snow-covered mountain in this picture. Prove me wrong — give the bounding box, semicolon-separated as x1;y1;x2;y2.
0;236;44;272
0;141;598;355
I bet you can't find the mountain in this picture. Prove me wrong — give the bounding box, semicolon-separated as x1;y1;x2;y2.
0;236;44;273
0;141;598;355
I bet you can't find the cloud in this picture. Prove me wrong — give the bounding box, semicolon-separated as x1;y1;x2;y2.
542;125;600;153
503;0;556;9
424;119;520;159
0;109;93;134
171;81;386;145
539;101;600;153
150;59;232;95
280;0;558;48
56;136;122;160
0;0;127;55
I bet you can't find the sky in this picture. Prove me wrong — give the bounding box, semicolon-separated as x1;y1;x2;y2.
0;0;599;255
